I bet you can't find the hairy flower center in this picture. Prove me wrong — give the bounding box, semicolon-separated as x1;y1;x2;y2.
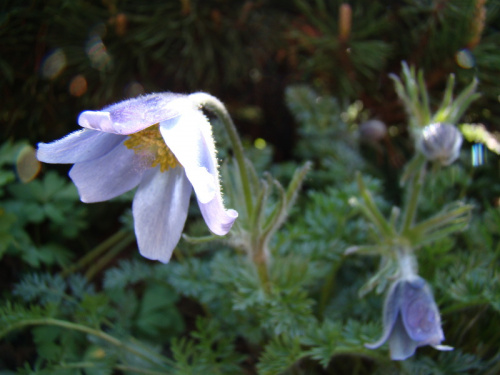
124;124;179;172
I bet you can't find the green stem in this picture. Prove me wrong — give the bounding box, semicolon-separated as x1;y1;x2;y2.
60;230;130;278
252;237;270;293
401;158;426;234
440;299;489;315
0;318;172;367
408;204;473;238
85;233;135;280
190;92;253;218
256;259;270;293
396;247;417;277
318;260;342;319
182;233;218;244
58;363;168;375
356;172;393;237
114;365;172;375
285;161;312;208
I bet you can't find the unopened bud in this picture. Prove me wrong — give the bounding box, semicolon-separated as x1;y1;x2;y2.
365;275;452;360
418;123;463;165
359;119;387;143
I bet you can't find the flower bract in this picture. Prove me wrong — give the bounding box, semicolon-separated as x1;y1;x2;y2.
37;92;238;263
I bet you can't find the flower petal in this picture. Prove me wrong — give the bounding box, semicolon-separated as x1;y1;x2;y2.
388;315;418;360
37;129;124;164
159;108;237;235
197;198;239;236
69;142;148;203
400;276;445;345
365;279;403;350
159;109;216;203
432;344;454;352
132;167;192;263
418;123;463;166
78;93;185;135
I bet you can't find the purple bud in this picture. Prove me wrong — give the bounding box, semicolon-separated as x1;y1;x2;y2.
359;119;387;143
366;276;452;360
418;123;463;165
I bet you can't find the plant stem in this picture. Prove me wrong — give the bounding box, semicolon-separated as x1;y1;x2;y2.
114;365;171;374
396;247;417;278
60;230;130;278
401;158;426;234
356;172;393;237
85;233;135;280
251;237;270;292
58;362;168;375
318;260;342;319
440;299;490;315
0;318;172;367
190;92;253;218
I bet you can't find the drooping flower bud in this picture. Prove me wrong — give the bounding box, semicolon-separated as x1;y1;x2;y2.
417;123;463;166
365;275;452;360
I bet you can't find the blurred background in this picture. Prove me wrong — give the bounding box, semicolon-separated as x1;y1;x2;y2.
2;0;499;160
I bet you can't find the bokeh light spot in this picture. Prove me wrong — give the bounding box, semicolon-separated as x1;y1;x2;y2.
249;68;262;83
85;24;112;71
16;145;41;183
69;75;88;97
254;138;267;150
114;13;128;36
388;125;399;137
41;49;67;79
125;81;145;98
471;143;485;167
455;49;475;69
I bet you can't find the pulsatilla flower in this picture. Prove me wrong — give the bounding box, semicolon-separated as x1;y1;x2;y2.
37;93;238;263
365;275;452;360
417;122;463;166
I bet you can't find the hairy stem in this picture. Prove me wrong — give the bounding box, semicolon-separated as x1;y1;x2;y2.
60;230;130;278
190;92;253;218
0;318;172;367
401;159;426;234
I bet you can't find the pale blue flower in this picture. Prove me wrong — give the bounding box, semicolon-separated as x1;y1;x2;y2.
37;93;238;263
417;122;463;166
365;275;452;360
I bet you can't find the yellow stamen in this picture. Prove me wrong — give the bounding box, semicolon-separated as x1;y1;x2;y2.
124;124;180;172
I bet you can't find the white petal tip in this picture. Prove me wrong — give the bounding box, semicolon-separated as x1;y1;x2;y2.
210;208;239;236
138;249;173;264
432;344;454;351
136;234;176;264
78;111;114;132
364;342;382;350
227;208;239;219
344;246;358;255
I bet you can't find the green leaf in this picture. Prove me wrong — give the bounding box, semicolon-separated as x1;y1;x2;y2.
135;283;184;340
13;273;67;306
301;319;382;367
0;169;15;189
170;318;244;374
263;288;316;337
257;335;305;375
0;208;17;258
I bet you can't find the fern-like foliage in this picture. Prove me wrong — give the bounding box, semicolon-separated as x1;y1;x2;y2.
170;318;244;374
